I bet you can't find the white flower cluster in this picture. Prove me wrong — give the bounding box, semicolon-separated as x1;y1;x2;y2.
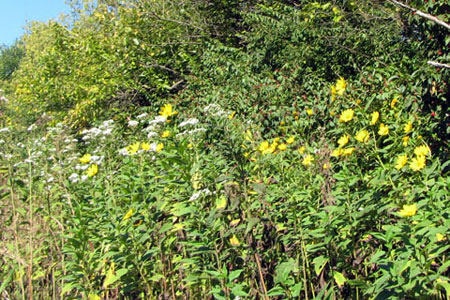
144;115;167;139
189;188;212;201
68;173;88;183
179;118;199;127
47;123;66;134
136;113;148;119
203;104;228;117
0;127;10;133
176;128;206;137
128;120;139;128
81;120;114;142
27;124;36;132
0;96;8;103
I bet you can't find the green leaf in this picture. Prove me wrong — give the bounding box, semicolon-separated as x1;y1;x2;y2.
369;250;386;264
149;274;164;282
88;294;101;300
229;269;243;282
216;195;227;209
333;271;346;288
231;284;248;297
436;279;450;296
0;269;13;294
251;182;266;194
313;256;328;276
61;282;75;296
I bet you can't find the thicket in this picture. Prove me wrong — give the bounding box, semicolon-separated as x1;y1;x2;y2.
0;0;449;299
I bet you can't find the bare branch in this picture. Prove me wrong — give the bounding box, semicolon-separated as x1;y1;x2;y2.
427;61;450;69
167;79;185;91
144;64;179;74
145;11;205;32
388;0;450;30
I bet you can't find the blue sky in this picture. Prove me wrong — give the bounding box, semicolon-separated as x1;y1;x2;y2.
0;0;70;46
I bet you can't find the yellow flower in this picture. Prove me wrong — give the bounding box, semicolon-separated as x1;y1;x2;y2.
280;121;285;126
298;146;306;155
274;137;280;142
414;145;430;157
228;111;236;120
339;109;354;123
187;143;193;149
410;155;426;171
378;123;389;136
286;136;295;144
278;143;287;151
395;154;408;170
161;130;171;138
229;234;240;246
156;143;164;152
230;219;240;226
323;163;330;169
436;233;445;242
159;104;177;118
123;208;133;220
306;109;313;115
335;77;346;96
86;164;98;177
342;147;355;156
269;142;278;153
404;121;413;133
355;129;370;143
79;153;91;164
302;154;314;166
331;85;336;101
258;141;270;153
331;148;342;157
141;142;151;151
337;134;349;147
370;111;379;125
390;98;398;109
402;136;409;146
127;142;140;155
398;204;417;217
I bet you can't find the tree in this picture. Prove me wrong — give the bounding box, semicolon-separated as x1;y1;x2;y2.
0;41;25;81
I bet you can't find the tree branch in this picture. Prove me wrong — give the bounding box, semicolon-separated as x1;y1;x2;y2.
388;0;450;31
145;11;205;32
427;61;450;69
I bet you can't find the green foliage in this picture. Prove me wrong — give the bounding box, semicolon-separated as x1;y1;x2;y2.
0;41;24;81
9;0;207;127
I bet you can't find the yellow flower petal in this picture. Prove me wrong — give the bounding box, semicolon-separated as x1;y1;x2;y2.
335;77;346;96
86;164;98;177
395;154;408;170
355;129;370;143
398;204;417;217
378;123;389;136
370;111;379;125
79;154;91;164
339;109;354;123
302;154;314;166
338;134;349;147
229;235;240;246
123;208;133;220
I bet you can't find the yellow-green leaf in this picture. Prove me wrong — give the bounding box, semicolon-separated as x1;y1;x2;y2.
333;271;346;288
216;195;227;209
